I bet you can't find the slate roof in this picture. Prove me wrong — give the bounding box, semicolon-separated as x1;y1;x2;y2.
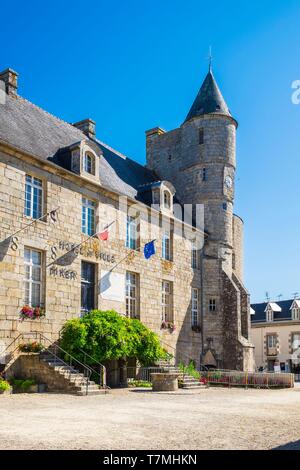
0;93;158;202
184;70;231;123
251;300;294;323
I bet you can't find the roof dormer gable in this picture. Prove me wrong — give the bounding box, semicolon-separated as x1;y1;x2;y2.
264;302;282;313
55;139;102;183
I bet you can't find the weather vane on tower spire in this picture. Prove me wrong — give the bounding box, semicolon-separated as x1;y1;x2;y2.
208;46;213;72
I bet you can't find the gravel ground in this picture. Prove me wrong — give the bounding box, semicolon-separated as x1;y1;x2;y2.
1;387;300;450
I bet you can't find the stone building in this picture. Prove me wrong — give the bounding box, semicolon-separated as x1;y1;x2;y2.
251;299;300;374
0;65;254;371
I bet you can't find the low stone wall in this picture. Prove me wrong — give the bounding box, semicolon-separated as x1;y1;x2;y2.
151;373;179;392
5;354;75;392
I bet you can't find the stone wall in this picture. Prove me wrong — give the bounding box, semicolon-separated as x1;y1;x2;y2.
232;214;244;281
5;354;76;392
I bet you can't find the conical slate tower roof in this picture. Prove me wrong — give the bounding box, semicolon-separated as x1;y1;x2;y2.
184;70;231;123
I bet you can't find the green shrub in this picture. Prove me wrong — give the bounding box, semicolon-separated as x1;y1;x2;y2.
128;380;152;388
0;379;10;393
178;361;201;380
60;310;166;366
10;378;37;392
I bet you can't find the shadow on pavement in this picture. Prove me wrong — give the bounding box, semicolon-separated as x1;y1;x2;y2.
273;440;300;450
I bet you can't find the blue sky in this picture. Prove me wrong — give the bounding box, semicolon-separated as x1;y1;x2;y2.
1;0;300;302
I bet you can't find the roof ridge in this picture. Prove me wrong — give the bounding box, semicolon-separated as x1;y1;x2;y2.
96;138;127;160
15;94;87;137
14;95;149;170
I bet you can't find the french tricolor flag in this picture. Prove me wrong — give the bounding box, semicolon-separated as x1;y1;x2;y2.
96;221;114;241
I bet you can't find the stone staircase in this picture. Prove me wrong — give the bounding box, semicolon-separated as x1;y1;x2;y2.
160;365;208;390
40;354;107;396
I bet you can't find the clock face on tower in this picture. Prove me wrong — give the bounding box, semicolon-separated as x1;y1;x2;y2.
225;176;233;189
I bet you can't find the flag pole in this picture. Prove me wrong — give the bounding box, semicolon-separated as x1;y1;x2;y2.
108;239;156;273
47;220;115;268
1;207;60;243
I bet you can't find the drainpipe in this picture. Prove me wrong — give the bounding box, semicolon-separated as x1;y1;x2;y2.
200;248;205;364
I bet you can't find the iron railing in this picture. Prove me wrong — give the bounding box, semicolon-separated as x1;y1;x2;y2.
77;348;108;389
127;366;165;383
1;332;94;395
37;333;93;395
202;369;294;389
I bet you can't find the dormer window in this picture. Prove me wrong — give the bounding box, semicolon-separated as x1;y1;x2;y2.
163;190;171;210
292;308;300;320
265;302;281;323
290;300;300;320
83;152;95;175
69;141;101;181
266;308;274;323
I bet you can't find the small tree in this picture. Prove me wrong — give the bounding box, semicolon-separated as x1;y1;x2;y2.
60;310;167;366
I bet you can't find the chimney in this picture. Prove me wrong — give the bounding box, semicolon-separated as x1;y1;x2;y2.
0;68;18;97
72;118;96;139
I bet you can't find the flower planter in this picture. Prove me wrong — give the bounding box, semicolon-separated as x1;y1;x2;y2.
20;306;46;321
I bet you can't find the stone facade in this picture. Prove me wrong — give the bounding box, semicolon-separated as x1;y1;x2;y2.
0;66;254;371
251;299;300;372
0;143;203;365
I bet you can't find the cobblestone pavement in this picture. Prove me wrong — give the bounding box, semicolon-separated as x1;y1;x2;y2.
1;387;300;450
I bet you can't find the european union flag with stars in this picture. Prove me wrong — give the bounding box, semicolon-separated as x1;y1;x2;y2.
144;240;156;260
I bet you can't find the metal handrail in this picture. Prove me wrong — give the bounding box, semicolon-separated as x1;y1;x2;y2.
0;334;23;360
16;332;93;395
37;333;94;395
77;348;108;389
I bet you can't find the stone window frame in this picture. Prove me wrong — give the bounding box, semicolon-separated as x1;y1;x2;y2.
162;230;173;261
292;308;300;321
24;246;45;308
126;213;140;251
191;288;199;326
163;190;171;210
191;239;199;269
199;128;204;145
209;298;217;313
125;271;140;319
162;280;173;323
289;332;300;354
266;307;274;323
82;196;96;236
24;173;45;221
83;151;95;175
264;332;279;357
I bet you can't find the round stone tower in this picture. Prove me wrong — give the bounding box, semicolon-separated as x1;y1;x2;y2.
180;69;238;272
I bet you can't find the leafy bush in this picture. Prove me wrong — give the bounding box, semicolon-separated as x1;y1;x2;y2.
0;379;10;393
60;310;167;366
128;380;152;388
179;361;201;380
10;378;37;392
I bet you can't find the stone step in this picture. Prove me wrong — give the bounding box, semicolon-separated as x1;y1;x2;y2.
77;389;107;396
39;352;108;396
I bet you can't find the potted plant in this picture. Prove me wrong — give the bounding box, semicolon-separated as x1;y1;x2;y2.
18;342;44;353
20;306;46;321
